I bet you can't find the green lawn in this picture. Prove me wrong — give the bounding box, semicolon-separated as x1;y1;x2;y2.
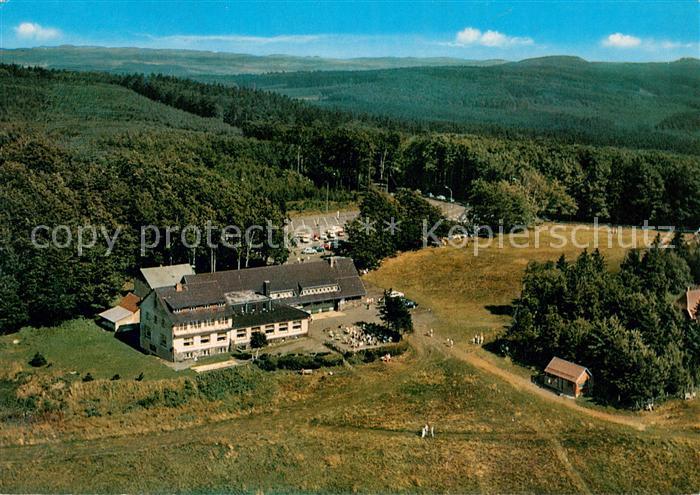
0;319;177;381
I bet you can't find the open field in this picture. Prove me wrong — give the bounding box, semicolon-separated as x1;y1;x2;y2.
0;224;698;493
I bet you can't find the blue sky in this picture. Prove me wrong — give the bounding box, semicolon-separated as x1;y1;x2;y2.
1;1;698;61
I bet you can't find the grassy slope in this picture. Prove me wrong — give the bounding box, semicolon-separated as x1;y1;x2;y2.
0;225;698;493
0;72;238;144
0;319;177;380
0;46;504;76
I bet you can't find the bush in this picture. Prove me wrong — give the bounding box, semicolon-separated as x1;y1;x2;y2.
250;331;268;349
346;340;410;364
135;372;144;381
28;352;47;367
195;367;265;401
82;372;94;382
231;350;253;360
254;352;344;371
110;374;121;381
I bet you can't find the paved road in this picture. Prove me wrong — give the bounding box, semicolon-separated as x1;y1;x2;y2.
426;198;467;221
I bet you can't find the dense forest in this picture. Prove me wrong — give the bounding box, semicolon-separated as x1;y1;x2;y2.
230;56;700;155
502;237;700;409
1;63;699;334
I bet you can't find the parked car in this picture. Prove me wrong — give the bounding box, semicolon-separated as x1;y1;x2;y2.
301;247;316;255
436;194;447;201
314;246;325;253
403;298;418;309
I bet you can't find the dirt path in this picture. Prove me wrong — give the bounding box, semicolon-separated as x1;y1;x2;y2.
410;320;647;432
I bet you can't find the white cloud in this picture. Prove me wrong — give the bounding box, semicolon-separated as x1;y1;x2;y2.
14;22;61;41
455;28;481;45
452;27;533;48
602;33;641;48
158;33;323;45
602;32;697;52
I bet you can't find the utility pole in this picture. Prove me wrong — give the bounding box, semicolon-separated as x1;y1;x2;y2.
325;181;329;213
444;185;453;203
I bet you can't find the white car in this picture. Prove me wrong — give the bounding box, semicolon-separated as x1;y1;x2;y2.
436;194;447;201
301;247;316;255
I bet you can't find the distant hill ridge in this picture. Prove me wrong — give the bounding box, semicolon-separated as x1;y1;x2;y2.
2;46;698;154
0;45;506;75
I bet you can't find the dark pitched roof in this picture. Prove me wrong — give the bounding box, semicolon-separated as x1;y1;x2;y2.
544;357;591;384
158;281;226;311
182;257;365;305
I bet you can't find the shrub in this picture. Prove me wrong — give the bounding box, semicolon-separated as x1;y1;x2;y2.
195;367;265;401
347;340;410;364
254;352;344;371
231;350;253;360
28;352;47;367
250;331;268;349
136;392;160;409
82;373;94;382
84;405;101;417
110;374;121;381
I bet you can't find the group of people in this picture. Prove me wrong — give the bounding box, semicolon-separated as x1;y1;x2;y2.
445;338;454;347
472;333;484;345
328;324;388;349
420;423;435;439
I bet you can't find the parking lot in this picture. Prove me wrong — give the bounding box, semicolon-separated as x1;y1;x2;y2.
286;218;351;264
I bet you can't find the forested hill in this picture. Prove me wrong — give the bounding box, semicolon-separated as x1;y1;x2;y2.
0;46;503;75
229;56;700;154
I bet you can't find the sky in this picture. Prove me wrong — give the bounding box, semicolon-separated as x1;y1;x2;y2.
0;1;698;62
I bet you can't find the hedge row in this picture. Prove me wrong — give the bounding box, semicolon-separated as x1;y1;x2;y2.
254;352;344;371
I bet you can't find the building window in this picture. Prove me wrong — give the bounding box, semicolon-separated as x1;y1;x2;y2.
292;320;302;330
160;334;167;347
217;333;227;342
200;336;210;344
265;324;275;334
279;323;288;332
236;329;247;338
183;337;193;347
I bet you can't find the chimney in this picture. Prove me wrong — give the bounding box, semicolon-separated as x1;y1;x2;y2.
263;280;270;296
175;282;183;292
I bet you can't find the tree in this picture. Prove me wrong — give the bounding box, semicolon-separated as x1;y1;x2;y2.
28;352;47;367
379;289;413;334
250;331;268;349
506;249;699;408
469;179;537;231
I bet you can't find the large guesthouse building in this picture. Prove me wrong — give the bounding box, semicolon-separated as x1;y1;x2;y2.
139;257;365;361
